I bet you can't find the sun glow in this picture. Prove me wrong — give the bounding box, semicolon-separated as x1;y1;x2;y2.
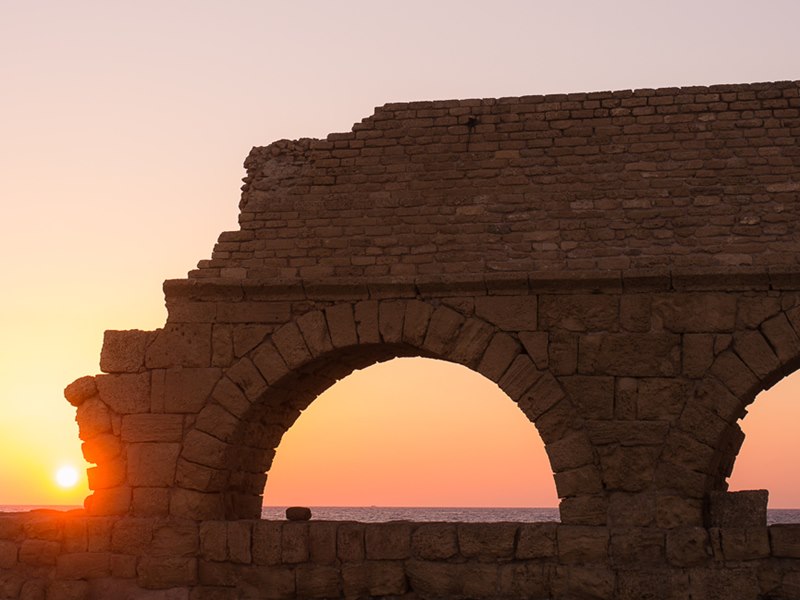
55;466;79;489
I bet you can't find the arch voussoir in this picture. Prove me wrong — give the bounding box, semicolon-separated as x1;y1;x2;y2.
297;310;334;357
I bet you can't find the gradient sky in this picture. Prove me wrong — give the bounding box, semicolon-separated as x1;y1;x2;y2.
1;1;798;507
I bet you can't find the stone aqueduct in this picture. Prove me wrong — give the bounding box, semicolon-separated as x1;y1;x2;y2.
2;80;800;599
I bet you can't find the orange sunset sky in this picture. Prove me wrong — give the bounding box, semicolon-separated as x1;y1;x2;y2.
1;1;799;508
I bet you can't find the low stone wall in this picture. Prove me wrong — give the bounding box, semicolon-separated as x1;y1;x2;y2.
3;512;800;599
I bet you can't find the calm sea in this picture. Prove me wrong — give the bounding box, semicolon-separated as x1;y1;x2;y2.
2;505;800;525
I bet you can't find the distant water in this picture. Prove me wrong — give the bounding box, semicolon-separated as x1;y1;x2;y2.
3;505;800;525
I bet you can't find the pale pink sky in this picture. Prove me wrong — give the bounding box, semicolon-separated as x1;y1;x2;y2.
0;1;798;506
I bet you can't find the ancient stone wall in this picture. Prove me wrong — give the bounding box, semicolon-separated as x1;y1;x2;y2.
4;510;800;599
197;80;800;279
3;80;800;598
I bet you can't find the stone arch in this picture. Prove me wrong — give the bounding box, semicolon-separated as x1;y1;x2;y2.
171;298;603;522
658;304;800;507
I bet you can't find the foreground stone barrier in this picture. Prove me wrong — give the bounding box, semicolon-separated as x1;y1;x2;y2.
2;511;800;599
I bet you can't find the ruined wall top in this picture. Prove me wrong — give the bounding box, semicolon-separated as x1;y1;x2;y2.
192;81;800;282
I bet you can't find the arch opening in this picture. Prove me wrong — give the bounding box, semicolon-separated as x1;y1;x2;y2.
261;356;558;520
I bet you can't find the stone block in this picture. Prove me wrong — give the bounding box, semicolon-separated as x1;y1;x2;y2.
199;522;227;561
87;458;126;489
737;295;782;329
615;569;690;600
457;522;516;559
551;565;615;600
770;524;800;557
666;527;712;567
62;517;88;553
271;323;311;369
252;521;281;565
402;299;434;346
608;493;655;527
378;300;405;343
610;527;665;566
137;556;198;588
652;294;737;332
721;527;770;560
76;397;113;441
281;522;308;563
683;333;715;378
587;420;669;446
364;522;411;560
620;295;651;332
422;305;464;356
561;375;614;419
182;430;228;469
251;342;290;385
354;300;380;344
519;331;548;368
86;487;132;516
579;333;681;376
81;433;121;464
227;522;251;564
405;561;467;598
559;495;608;526
194;405;240;442
100;329;150;373
411;523;458;560
45;580;90;600
599;445;659;492
121;414;183;442
657;495;703;528
19;539;60;565
549;331;578;375
239;564;295;598
448;318;495;368
95;373;151;414
497;562;548;598
637;378;687;420
545;431;595;472
64;376;98;407
516;522;557;558
733;329;781;384
132;487;170;517
325;304;358;348
150;520;199;557
216;301;289;324
709;351;760;398
199;560;239;587
539;294;617;331
169;488;224;521
337;523;365;562
127;443;180;487
146;324;213;369
762;312;800;364
307;521;337;565
477;333;520;382
498;354;541;399
226;358;267;401
296;565;342;598
708;490;768;528
232;325;270;357
688;566;760;600
0;540;17;568
342;561;408;597
297;310;334;357
475;295;537;330
153;368;221;413
556;526;609;564
56;552;111;579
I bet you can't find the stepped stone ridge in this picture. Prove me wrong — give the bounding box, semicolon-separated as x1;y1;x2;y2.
2;80;800;598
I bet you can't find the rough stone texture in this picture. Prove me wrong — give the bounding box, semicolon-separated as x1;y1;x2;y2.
37;80;800;598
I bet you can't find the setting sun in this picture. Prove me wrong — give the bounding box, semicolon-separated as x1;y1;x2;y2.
55;466;79;489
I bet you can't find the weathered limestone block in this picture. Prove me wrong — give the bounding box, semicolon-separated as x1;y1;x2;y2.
199;522;227;561
519;331;548;369
770;524;800;558
448;318;494;368
378;300;405;344
598;445;659;492
110;518;153;555
64;376;98;407
169;488;224;521
281;522;308;564
232;325;271;357
337;523;365;562
342;560;408;597
411;523;458;560
365;522;411;560
239;564;295;599
559;495;609;526
710;351;761;398
548;331;578;375
637;378;687;420
296;564;342;598
720;527;770;560
402;299;434;346
216;301;289;324
517;371;565;422
683;333;715;378
0;540;17;568
732;329;781;382
146;324;213;369
619;295;651;332
137;556;197;588
609;527;665;566
406;561;497;599
19;539;60;566
132;487;170;517
55;552;111;579
545;431;595;472
194;405;239;442
354;300;380;345
308;521;337;565
325;304;358;348
477;333;520;382
539;294;617;332
516;522;557;559
121;414;183;443
497;561;549;598
475;295;537;331
81;433;121;464
608;493;655;527
708;490;768;528
551;565;615;600
688;566;760;600
662;431;715;474
150;520;199;558
225;358;267;402
422;305;464;356
652;294;737;332
76;398;113;441
127;443;180;487
297;311;334;357
86;487;132;516
95;373;151;414
561;375;614;420
498;355;541;399
556;526;609;564
457;522;516;560
151;368;221;413
587;421;668;446
87;458;126;489
579;333;681;376
666;527;712;567
656;495;703;528
182;431;227;470
198;559;239;587
737;295;782;329
100;330;151;373
250;342;290;385
761;312;800;364
616;569;690;600
251;521;281;565
554;464;604;498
